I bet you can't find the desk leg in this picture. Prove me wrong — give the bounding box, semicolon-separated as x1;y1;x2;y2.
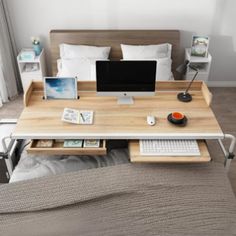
2;136;14;177
1;136;9;153
2;135;24;178
218;134;236;172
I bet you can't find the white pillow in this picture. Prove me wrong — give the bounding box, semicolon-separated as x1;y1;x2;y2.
156;58;172;81
60;44;111;59
121;43;172;59
57;59;62;75
59;58;96;81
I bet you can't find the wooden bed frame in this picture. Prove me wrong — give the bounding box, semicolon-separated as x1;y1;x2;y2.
50;30;180;77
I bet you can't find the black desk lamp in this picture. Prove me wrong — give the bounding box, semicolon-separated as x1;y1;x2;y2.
176;60;198;102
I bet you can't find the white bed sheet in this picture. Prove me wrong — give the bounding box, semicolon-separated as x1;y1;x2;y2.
10;148;129;183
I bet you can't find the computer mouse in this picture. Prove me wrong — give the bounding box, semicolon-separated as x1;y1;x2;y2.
147;115;156;126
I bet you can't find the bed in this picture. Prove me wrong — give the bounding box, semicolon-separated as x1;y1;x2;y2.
1;162;236;235
1;30;236;235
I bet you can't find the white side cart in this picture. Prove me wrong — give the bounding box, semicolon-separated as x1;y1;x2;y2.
17;49;46;92
185;48;212;83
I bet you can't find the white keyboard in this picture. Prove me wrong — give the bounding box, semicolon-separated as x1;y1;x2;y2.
140;139;200;156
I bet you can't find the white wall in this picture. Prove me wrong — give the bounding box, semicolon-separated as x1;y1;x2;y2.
5;0;236;83
220;0;236;50
208;0;236;84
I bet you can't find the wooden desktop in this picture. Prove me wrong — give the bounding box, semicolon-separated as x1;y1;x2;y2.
11;80;223;163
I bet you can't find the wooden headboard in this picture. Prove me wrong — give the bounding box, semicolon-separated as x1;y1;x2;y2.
50;30;180;77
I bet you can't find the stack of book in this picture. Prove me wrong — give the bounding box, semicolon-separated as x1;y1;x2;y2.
36;140;54;148
20;49;35;61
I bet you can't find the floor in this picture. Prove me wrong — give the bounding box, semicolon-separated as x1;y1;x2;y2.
207;88;236;196
0;89;236;195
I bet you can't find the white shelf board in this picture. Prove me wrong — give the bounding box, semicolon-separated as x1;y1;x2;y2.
17;57;40;63
186;48;211;63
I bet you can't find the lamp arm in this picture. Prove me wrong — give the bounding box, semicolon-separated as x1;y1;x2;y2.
184;66;198;94
189;64;198;72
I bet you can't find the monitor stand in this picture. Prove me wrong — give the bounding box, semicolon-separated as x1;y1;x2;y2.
117;96;134;105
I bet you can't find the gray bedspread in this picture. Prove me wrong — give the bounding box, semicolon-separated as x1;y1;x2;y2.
1;162;236;236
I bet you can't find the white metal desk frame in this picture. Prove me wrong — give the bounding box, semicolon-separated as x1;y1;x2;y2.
218;134;236;171
4;132;235;172
0;119;18;178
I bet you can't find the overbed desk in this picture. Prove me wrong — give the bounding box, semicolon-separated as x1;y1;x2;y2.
11;81;235;166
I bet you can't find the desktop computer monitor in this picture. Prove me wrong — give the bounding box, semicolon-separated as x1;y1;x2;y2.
96;60;156;104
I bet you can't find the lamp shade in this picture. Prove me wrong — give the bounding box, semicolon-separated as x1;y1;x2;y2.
176;60;190;75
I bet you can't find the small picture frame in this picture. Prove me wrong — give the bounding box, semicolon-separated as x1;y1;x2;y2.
191;36;210;57
44;77;77;99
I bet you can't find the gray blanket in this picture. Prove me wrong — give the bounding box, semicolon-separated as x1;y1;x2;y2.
1;162;236;236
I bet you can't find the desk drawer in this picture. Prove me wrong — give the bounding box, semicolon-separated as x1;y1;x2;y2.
129;140;211;163
27;140;106;156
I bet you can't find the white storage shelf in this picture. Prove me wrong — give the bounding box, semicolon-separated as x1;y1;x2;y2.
185;48;212;82
17;49;46;92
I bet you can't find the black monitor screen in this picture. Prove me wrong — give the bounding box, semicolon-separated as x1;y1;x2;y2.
96;61;156;92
